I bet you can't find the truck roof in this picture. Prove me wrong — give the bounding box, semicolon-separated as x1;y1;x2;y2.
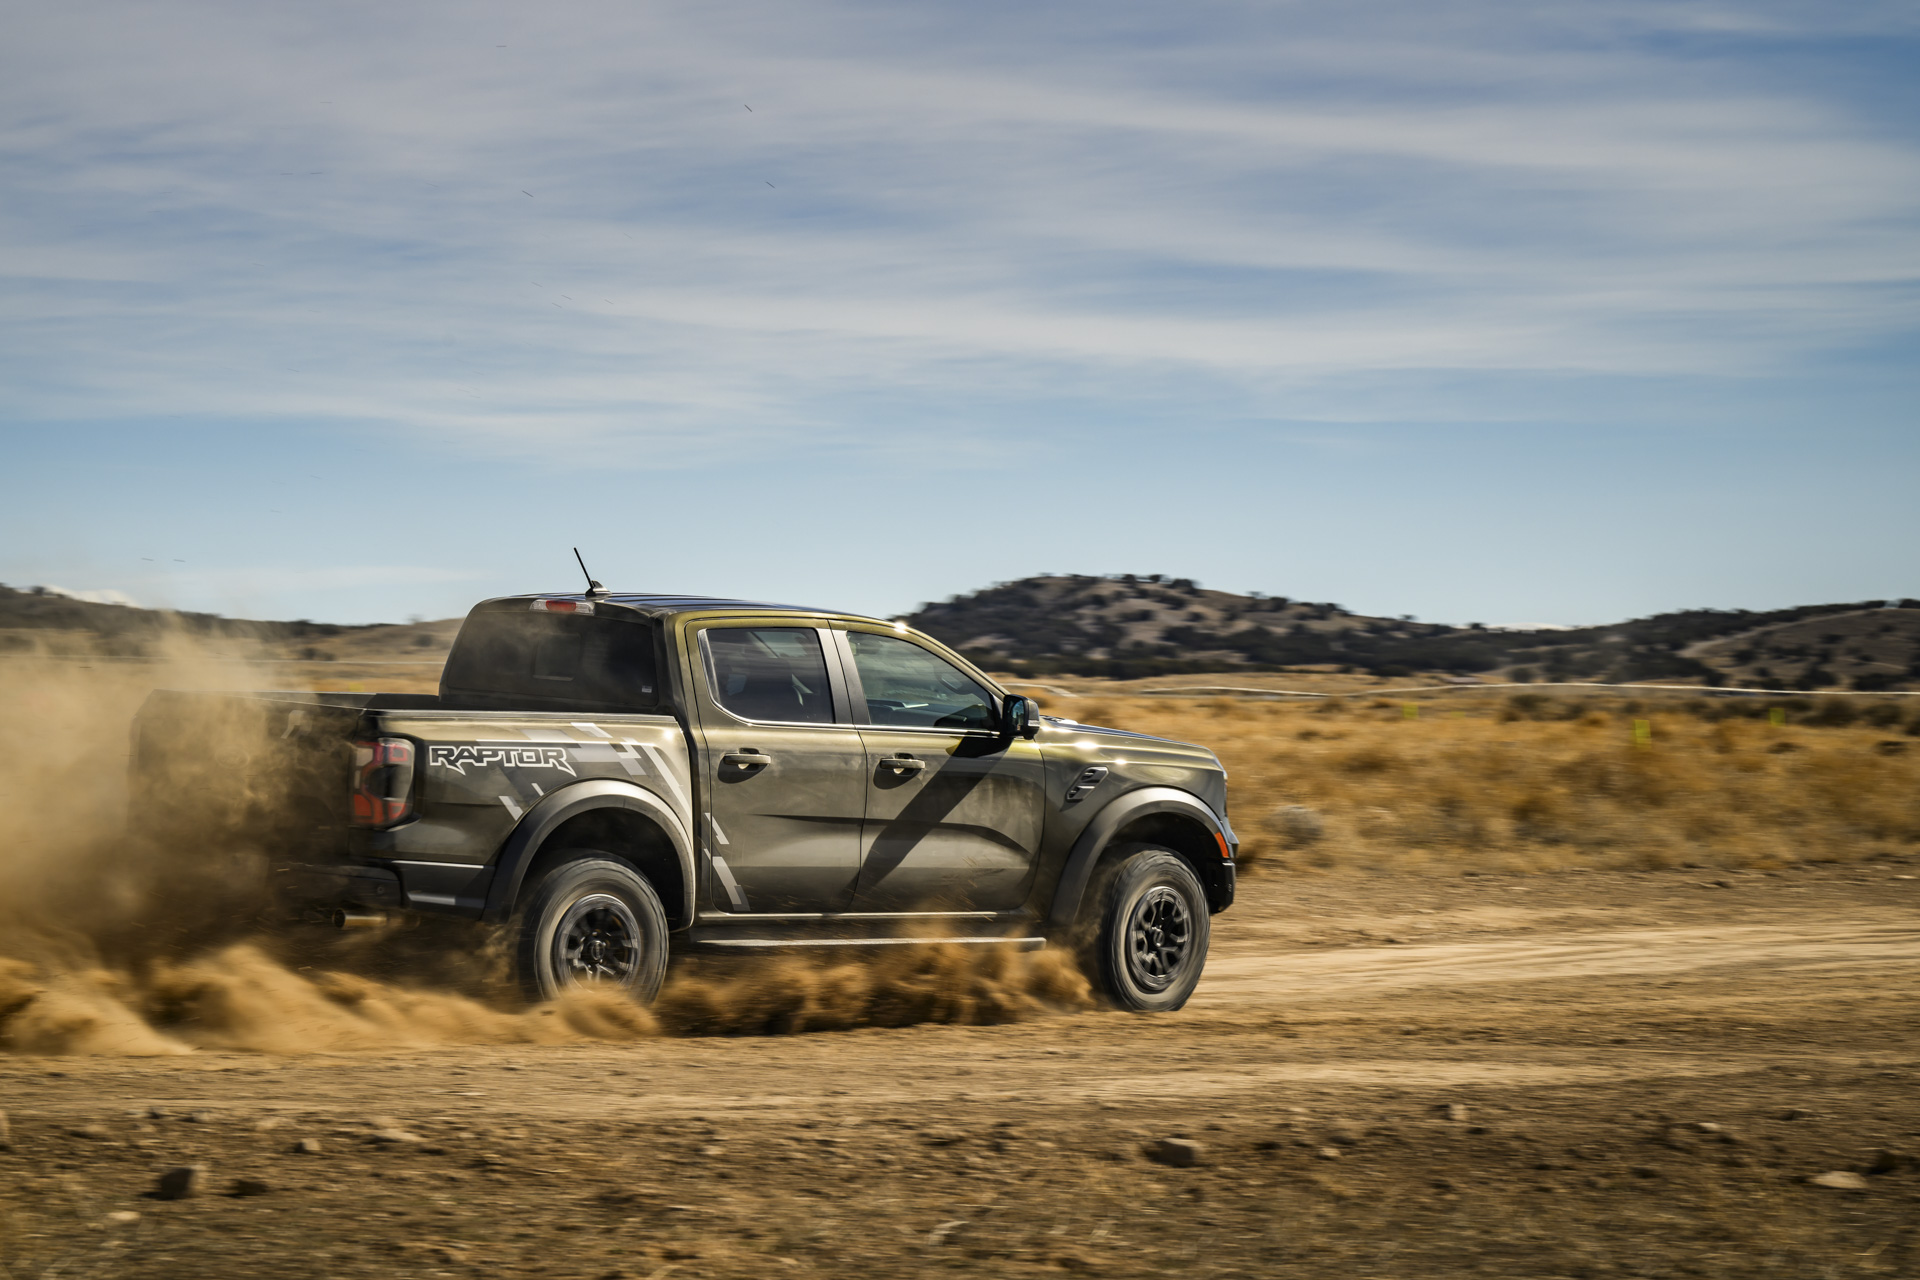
477;592;878;623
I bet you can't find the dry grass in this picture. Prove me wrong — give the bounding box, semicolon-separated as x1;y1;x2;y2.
1057;693;1920;874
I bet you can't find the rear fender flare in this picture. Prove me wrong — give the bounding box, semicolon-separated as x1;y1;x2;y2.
1047;786;1231;933
481;780;695;926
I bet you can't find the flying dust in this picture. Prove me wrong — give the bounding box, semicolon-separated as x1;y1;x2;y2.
0;643;1089;1057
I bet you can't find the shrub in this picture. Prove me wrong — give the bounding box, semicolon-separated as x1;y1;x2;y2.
1263;804;1326;846
1501;693;1549;722
1338;746;1401;775
1806;699;1860;728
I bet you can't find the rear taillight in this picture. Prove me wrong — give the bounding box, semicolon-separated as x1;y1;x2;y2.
350;737;415;827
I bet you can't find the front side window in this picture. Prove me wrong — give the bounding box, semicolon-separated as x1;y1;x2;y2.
847;632;996;731
705;627;834;724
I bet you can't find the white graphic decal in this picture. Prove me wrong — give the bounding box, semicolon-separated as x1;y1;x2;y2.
428;744;576;776
641;742;690;815
499;795;525;819
709;854;749;911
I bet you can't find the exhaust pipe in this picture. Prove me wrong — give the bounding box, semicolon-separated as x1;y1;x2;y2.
331;909;389;931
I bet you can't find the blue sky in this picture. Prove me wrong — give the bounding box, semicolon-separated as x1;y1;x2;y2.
2;0;1915;626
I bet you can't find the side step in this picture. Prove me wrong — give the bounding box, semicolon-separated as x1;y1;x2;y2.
688;934;1047;951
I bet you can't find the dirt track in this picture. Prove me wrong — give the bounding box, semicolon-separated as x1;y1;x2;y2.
3;861;1917;1279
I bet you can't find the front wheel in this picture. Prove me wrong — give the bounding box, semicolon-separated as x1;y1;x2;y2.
1087;846;1210;1012
514;853;669;1004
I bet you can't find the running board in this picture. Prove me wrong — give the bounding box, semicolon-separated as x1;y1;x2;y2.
688;935;1047;951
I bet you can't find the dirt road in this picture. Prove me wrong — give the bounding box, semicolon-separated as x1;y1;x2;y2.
3;861;1916;1278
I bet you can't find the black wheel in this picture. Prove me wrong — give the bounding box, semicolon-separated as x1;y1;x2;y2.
514;852;669;1004
1087;846;1210;1012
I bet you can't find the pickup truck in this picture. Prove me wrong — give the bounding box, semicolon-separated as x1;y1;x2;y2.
131;591;1236;1011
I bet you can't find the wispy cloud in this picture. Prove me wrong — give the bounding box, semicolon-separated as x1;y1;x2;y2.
2;0;1916;463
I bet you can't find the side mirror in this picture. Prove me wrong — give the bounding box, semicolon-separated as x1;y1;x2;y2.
1001;694;1042;740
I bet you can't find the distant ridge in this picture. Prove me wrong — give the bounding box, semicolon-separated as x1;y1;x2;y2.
0;583;456;663
904;575;1920;691
6;576;1916;692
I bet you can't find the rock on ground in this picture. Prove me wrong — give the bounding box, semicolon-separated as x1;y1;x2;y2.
154;1165;206;1200
1147;1138;1205;1168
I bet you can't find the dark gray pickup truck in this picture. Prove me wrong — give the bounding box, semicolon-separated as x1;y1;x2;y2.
132;591;1236;1011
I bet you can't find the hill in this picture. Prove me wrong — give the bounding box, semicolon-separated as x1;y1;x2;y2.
0;584;459;663
903;575;1920;690
6;577;1917;692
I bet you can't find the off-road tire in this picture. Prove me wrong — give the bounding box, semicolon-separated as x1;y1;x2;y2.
514;852;669;1004
1086;845;1210;1012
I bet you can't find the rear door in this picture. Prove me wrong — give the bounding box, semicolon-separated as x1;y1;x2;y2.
687;622;866;913
836;627;1046;912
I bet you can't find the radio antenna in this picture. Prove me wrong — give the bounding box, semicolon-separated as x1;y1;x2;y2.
572;547;609;597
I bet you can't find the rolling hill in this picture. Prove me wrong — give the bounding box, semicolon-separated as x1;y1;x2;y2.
902;575;1920;690
5;577;1917;691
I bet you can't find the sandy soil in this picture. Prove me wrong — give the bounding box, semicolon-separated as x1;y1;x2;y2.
3;861;1917;1279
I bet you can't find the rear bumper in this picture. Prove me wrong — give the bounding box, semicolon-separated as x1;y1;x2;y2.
273;863;404;912
272;861;492;919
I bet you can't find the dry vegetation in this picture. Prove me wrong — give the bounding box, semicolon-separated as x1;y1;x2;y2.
1048;691;1920;876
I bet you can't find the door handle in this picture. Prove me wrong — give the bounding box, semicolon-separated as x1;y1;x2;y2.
879;754;926;775
722;751;773;770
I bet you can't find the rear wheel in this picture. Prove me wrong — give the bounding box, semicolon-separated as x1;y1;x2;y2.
1086;846;1210;1012
515;852;669;1004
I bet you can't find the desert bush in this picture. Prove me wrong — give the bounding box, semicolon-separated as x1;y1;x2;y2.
1862;703;1905;729
1264;804;1325;846
1502;693;1549;721
1337;746;1401;776
1806;699;1859;728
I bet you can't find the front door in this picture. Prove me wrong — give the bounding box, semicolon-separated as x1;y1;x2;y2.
692;624;866;913
839;629;1046;912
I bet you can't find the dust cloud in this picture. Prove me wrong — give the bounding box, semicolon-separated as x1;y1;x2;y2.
0;642;1089;1057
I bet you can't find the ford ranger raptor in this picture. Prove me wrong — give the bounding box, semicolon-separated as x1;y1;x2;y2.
131;591;1236;1011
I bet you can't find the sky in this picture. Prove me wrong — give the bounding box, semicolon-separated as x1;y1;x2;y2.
1;0;1916;627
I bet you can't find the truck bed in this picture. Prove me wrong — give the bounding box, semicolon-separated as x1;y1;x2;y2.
131;690;694;921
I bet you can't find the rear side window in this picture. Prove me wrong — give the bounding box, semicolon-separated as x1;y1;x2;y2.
703;627;834;724
441;610;660;712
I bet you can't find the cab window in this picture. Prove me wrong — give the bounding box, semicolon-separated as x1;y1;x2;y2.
705;627;835;724
441;610;658;713
847;632;995;731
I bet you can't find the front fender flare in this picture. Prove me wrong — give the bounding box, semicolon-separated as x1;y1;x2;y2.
480;779;696;926
1046;786;1233;933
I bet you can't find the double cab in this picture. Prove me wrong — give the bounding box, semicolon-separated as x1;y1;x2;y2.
132;591;1236;1010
